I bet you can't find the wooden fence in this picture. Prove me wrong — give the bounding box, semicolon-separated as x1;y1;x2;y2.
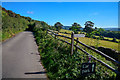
47;29;120;79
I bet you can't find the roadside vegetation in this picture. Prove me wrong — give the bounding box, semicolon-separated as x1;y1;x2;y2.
2;7;29;41
33;24;116;80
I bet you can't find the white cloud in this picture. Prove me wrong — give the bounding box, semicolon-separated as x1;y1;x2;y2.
27;11;34;14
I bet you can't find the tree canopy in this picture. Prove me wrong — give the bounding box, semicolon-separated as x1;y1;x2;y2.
54;22;63;32
83;21;94;34
69;22;82;34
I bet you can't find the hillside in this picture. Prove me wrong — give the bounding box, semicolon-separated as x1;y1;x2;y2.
1;6;50;41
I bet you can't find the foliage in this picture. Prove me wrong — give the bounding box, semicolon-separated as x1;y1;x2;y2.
54;22;63;32
2;9;29;40
83;21;94;37
33;27;116;80
95;30;120;39
1;7;31;41
69;22;82;34
49;26;56;31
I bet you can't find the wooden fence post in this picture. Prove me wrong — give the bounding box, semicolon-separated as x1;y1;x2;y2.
71;32;74;55
116;54;120;80
76;38;78;51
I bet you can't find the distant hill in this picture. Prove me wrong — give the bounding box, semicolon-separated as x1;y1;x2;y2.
103;28;120;31
62;26;71;30
62;26;120;31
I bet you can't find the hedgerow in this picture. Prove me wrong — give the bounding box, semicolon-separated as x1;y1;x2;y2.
33;27;116;80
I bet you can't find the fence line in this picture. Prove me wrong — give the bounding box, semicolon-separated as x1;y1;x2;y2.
48;29;120;64
47;29;120;76
74;39;120;65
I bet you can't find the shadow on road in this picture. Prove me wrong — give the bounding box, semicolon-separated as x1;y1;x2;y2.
24;71;47;75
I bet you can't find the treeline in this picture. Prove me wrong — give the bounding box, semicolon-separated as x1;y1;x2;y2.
53;21;120;41
95;30;120;39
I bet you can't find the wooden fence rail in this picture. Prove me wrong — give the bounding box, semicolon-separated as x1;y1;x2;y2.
48;29;120;64
47;29;120;77
74;39;120;65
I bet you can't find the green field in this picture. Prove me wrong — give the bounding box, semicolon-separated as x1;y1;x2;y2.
60;29;73;33
59;29;119;51
95;35;120;42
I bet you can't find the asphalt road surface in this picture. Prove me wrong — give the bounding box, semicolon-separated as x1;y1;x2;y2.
2;31;47;79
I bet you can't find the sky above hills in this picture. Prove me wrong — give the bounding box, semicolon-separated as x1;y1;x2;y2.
2;2;118;28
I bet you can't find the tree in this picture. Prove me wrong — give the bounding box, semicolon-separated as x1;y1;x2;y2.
83;21;94;33
69;22;82;34
83;21;94;37
92;28;105;40
84;21;94;27
95;27;97;31
54;22;63;32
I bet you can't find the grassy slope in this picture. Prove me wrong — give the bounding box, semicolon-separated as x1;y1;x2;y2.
59;29;119;51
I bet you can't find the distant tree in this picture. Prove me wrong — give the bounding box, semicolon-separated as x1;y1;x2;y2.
95;28;105;37
91;28;105;39
69;22;82;34
98;28;105;34
54;22;63;32
95;27;97;31
83;21;94;34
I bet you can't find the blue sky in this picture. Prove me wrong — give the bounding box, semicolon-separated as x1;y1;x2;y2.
2;2;118;28
1;0;119;2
